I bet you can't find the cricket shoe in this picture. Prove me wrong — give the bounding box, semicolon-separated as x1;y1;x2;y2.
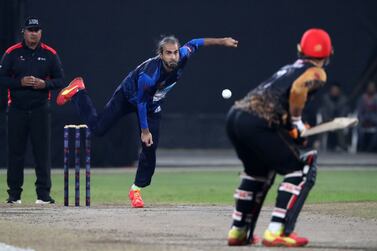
262;229;308;247
35;196;55;204
129;189;144;208
56;77;85;105
227;226;260;246
6;196;21;204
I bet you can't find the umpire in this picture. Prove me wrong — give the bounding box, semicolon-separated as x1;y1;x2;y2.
0;17;64;204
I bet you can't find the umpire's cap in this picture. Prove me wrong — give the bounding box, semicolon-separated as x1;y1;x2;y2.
24;17;41;29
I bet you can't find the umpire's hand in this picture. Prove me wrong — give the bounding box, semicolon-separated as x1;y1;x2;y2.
21;76;35;87
21;76;46;89
32;77;46;89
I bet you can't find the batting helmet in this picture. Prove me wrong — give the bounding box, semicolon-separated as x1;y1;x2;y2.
298;28;333;58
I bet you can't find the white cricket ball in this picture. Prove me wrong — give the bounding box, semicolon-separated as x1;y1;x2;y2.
222;89;232;99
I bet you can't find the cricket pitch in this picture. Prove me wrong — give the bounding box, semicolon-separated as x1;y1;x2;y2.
0;202;376;251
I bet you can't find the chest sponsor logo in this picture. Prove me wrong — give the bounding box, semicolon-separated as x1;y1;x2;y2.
37;57;46;61
153;82;176;102
19;56;25;61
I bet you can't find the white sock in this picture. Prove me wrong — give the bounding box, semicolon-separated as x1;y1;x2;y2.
131;184;141;191
268;222;283;234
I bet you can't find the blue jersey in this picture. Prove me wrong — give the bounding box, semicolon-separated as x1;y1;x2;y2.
121;38;204;129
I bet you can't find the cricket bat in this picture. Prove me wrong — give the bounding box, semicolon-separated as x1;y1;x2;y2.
301;117;359;137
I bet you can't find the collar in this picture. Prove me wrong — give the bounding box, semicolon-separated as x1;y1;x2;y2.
22;40;41;51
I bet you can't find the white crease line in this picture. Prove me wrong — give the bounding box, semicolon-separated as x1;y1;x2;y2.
0;243;35;251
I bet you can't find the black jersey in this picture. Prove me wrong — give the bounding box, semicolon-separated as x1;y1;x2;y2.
0;41;64;109
235;60;320;126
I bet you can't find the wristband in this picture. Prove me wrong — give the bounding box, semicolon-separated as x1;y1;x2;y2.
292;119;305;132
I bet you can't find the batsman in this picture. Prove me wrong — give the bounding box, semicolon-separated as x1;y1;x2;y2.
226;28;333;247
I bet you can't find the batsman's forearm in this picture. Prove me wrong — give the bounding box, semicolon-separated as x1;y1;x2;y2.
290;107;303;118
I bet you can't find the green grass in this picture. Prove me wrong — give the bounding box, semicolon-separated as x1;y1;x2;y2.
0;168;376;205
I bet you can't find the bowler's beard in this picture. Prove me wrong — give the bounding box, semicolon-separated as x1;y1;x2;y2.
163;60;178;71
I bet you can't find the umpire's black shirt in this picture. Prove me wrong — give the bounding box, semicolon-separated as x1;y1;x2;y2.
0;40;64;109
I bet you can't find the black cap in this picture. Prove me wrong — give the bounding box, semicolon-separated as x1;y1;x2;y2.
24;17;41;29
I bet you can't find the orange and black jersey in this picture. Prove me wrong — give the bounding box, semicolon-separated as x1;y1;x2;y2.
234;59;326;126
0;41;64;109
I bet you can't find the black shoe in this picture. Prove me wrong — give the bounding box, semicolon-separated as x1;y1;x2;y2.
6;196;21;204
35;196;55;204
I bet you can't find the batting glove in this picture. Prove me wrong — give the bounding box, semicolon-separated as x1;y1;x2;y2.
289;116;309;145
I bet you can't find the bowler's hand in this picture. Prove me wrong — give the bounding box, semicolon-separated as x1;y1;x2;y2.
141;129;153;147
222;37;238;48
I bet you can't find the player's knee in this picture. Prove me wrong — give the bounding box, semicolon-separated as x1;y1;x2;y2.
279;180;302;195
282;171;304;185
140;139;158;151
238;173;267;192
301;150;318;188
305;166;316;188
300;150;317;170
281;170;315;197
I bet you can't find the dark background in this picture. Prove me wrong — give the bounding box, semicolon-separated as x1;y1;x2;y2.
1;0;377;167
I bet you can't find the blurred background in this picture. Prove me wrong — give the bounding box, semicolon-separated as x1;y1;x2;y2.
1;0;377;167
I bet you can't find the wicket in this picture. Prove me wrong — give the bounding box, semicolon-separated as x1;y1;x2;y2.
64;124;91;207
